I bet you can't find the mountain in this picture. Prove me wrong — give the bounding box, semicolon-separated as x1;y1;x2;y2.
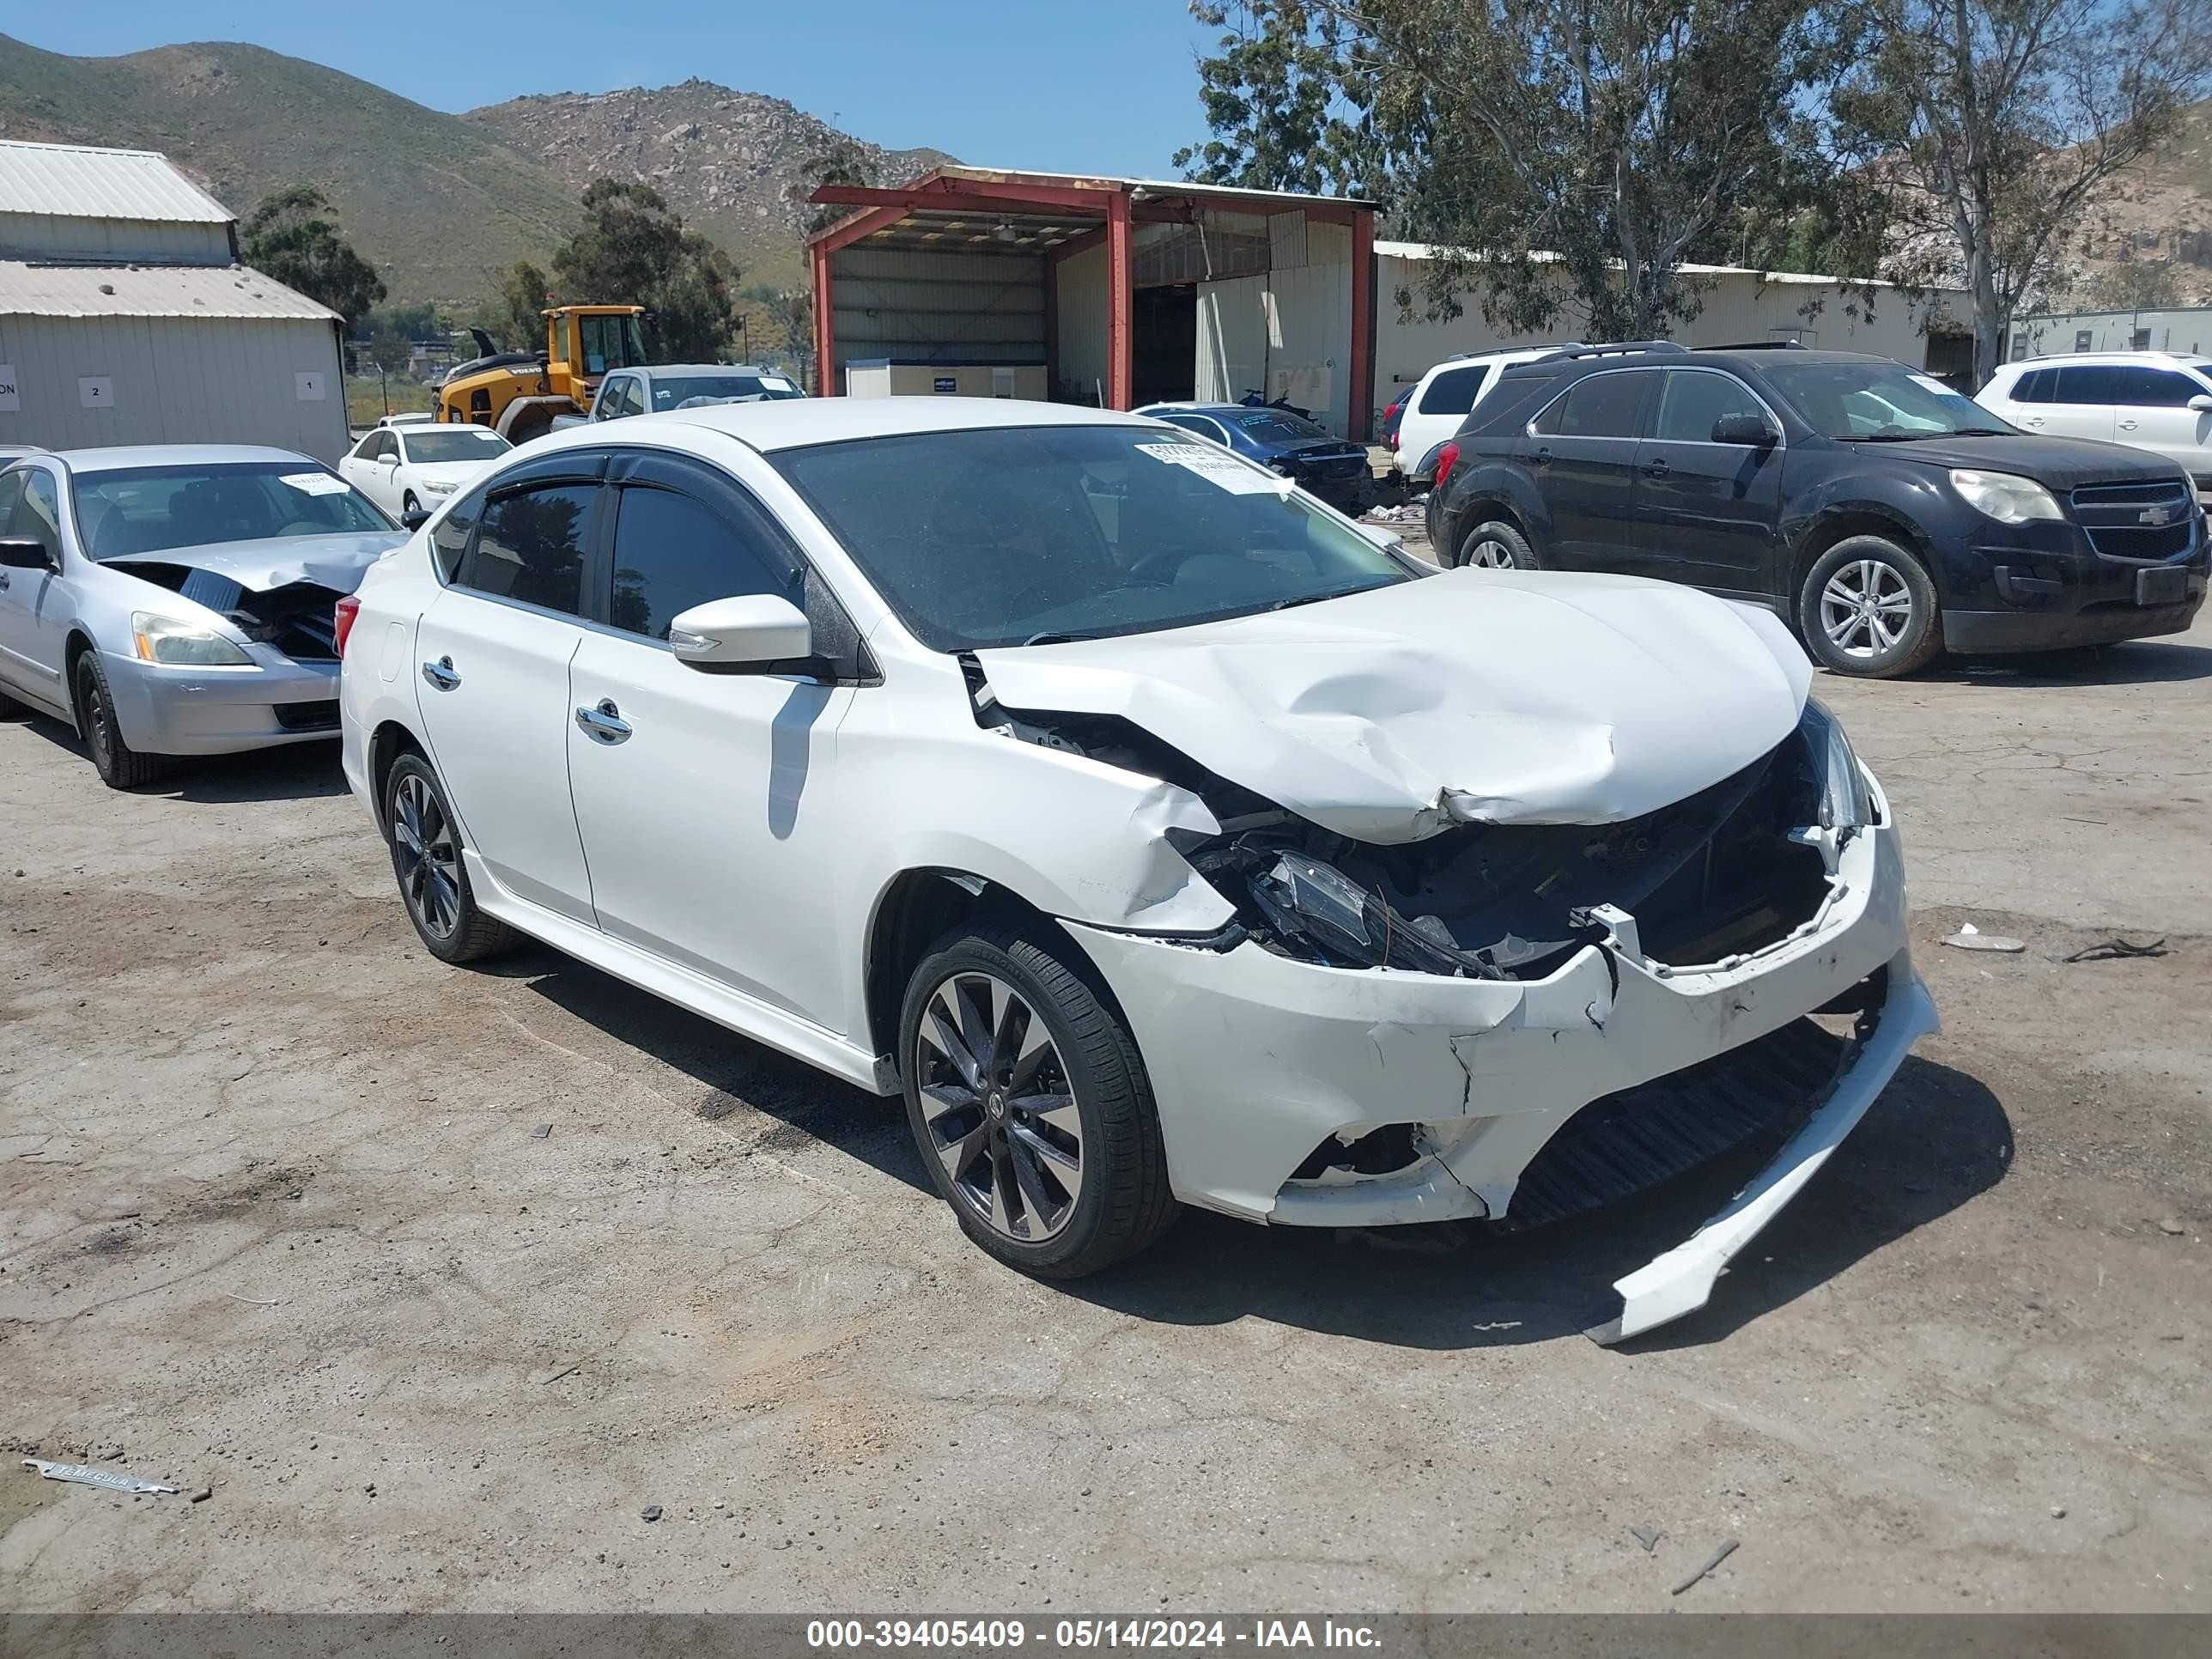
2060;99;2212;308
465;82;954;292
0;33;580;308
0;34;953;313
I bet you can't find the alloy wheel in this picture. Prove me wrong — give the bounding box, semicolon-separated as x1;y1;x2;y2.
1465;537;1517;569
1820;558;1915;659
392;774;462;940
913;971;1084;1243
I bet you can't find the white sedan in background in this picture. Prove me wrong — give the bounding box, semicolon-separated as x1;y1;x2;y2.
339;424;512;520
337;398;1932;1342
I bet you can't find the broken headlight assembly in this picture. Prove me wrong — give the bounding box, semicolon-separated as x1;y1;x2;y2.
1797;698;1874;836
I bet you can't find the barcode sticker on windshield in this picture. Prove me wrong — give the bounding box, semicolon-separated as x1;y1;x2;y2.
1135;441;1285;495
280;471;350;496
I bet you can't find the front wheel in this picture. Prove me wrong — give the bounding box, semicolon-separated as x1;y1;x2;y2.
900;927;1177;1278
72;651;165;789
1797;535;1942;678
403;491;421;516
1456;520;1538;570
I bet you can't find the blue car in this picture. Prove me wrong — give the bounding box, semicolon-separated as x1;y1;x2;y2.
1133;402;1370;510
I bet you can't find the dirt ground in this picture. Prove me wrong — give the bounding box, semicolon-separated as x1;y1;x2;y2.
2;601;2208;1615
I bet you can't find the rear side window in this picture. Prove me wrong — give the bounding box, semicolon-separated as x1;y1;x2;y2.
2055;365;2118;404
1538;371;1652;438
2111;366;2208;407
459;483;598;616
2010;368;2055;404
1417;365;1486;416
606;485;795;641
1652;372;1767;443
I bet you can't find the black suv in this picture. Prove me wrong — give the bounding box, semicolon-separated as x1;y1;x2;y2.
1424;343;2209;676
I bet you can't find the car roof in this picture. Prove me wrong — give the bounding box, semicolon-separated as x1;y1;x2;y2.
1135;402;1279;416
1992;351;2211;369
1420;346;1566;375
532;395;1165;456
636;362;791;376
49;443;319;473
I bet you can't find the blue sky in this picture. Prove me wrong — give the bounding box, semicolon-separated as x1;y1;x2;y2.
15;3;1228;179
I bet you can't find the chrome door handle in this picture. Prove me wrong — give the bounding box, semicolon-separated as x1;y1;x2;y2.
574;697;632;744
0;572;9;589
2118;420;2139;431
421;656;460;690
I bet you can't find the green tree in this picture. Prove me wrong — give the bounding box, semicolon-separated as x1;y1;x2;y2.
1178;2;1851;341
1833;0;2212;386
791;132;880;234
240;186;386;326
493;261;552;352
546;179;743;362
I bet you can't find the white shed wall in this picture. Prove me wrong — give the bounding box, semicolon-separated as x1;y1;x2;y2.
1054;240;1109;400
0;313;349;460
1195;217;1356;435
828;246;1046;388
2007;307;2212;359
1373;252;1948;408
0;212;231;264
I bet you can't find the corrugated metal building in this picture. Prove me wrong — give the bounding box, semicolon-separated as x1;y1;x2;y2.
0;139;350;459
807;167;1381;441
2005;305;2212;362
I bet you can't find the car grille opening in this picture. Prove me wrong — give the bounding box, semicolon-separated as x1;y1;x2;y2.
273;700;340;732
2070;479;2196;560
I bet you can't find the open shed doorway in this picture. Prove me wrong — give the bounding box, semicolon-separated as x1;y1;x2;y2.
1133;283;1196;406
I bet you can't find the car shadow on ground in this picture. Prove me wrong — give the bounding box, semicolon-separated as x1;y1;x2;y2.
1066;1053;2008;1352
1923;638;2212;686
500;946;933;1197
8;711;349;802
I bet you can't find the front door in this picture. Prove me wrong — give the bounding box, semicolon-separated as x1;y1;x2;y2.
1632;368;1785;597
563;462;854;1030
1526;368;1657;570
413;471;605;924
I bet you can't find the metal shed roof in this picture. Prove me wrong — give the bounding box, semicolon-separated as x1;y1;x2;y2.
0;261;340;321
0;139;234;225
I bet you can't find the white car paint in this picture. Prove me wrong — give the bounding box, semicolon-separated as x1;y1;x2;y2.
1978;351;2212;499
338;397;1931;1340
339;424;512;517
1394;347;1568;477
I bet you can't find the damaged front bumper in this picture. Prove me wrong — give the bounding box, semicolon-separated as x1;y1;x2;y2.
1062;817;1933;1342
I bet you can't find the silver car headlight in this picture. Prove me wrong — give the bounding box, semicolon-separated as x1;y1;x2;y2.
1950;468;2064;525
1799;698;1873;835
131;612;252;666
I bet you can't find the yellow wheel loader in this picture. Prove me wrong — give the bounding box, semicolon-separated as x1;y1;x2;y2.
435;306;649;445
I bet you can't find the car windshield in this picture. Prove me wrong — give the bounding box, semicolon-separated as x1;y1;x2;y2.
1762;361;2010;441
651;374;804;408
772;424;1413;651
1232;409;1333;444
401;428;512;465
70;462;396;559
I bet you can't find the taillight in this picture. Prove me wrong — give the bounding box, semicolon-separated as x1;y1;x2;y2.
1433;441;1460;487
334;594;362;658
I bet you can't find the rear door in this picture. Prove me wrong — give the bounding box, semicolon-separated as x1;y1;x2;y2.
2109;363;2212;483
1631;368;1785;597
413;453;608;925
563;452;857;1028
2045;365;2118;443
0;465;71;708
1527;368;1658;570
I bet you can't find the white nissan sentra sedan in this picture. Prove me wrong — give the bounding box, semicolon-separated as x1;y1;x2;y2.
337;398;1936;1341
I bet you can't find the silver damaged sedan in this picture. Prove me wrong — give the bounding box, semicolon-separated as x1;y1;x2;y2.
0;446;405;787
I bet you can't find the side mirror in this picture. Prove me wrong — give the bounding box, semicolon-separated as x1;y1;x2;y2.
1712;413;1780;447
400;508;432;532
2189;394;2212;413
0;536;55;572
668;593;811;672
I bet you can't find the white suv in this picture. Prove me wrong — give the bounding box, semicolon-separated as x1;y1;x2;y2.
1977;352;2212;501
336;398;1930;1341
1392;347;1571;478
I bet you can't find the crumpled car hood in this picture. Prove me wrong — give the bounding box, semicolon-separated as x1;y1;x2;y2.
973;568;1814;842
104;531;406;595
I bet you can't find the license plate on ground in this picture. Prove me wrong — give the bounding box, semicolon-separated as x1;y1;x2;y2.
2137;566;2187;605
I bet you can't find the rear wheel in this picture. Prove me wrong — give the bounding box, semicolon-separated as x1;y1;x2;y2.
899;927;1177;1278
71;650;165;789
384;754;514;963
502;404;558;447
1456;519;1538;570
1798;535;1942;678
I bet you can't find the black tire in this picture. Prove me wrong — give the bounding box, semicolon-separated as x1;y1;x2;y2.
1797;534;1942;678
71;650;166;789
383;752;514;963
899;925;1178;1278
403;491;421;516
1456;519;1539;571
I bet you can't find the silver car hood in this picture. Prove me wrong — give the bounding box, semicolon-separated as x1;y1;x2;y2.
973;568;1814;842
104;531;406;594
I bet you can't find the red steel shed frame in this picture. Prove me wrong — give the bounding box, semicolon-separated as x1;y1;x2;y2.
807;167;1381;436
